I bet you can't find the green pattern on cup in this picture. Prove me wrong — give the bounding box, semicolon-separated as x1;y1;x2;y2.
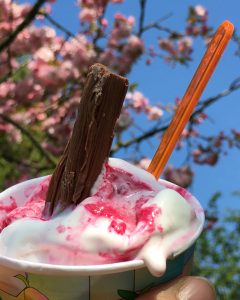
118;245;195;299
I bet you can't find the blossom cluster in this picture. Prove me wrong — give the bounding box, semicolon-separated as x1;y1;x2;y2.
158;36;193;65
99;13;144;75
186;5;210;37
0;0;145;185
0;1;235;189
156;5;211;65
126;91;163;120
79;0;124;24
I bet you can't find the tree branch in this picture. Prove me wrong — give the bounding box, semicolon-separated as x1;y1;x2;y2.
111;78;240;154
137;0;174;38
0;0;47;53
6;0;14;76
1;151;48;173
0;113;56;167
232;30;240;57
138;0;147;37
142;22;183;38
92;6;107;53
111;124;168;154
40;12;76;39
191;77;240;119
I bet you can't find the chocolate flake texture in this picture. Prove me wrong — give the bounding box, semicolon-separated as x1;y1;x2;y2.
44;63;128;216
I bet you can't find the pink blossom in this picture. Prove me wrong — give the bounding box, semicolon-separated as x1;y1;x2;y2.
0;22;12;34
43;4;52;14
159;38;175;55
131;91;149;109
186;26;201;36
19;4;32;18
0;82;15;99
11;128;22;143
78;0;108;20
42;116;58;130
79;8;97;23
146;59;152;65
99;49;126;73
111;0;124;3
232;129;240;140
159;36;193;63
109;56;131;75
78;0;93;5
192;112;207;124
0;53;18;77
159;36;192;63
181;128;189;138
108;35;144;74
61;34;96;68
58;60;79;81
195;152;219;166
115;109;132;132
108;13;135;46
0;123;22;143
127;16;135;27
42;94;80;141
123;35;144;57
18;104;47;124
101;18;108;27
127;91;149;112
194;5;208;21
29;60;60;87
14;78;43;102
0;124;11;132
114;12;127;22
146;106;163;120
138;158;151;170
192;148;202;157
0;100;15;114
177;37;192;53
0;1;32;21
28;26;57;46
186;5;209;37
164;165;194;188
99;48;114;65
12;26;60;55
0;0;30;28
181;128;198;138
33;47;55;62
192;144;219;166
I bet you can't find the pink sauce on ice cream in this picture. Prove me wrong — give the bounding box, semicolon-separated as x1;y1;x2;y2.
0;158;203;276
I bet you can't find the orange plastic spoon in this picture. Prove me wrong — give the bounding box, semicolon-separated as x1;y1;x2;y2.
147;20;234;179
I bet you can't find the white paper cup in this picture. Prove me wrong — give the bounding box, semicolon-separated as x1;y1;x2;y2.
0;177;204;300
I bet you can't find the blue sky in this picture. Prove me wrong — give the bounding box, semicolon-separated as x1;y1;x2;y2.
23;0;240;215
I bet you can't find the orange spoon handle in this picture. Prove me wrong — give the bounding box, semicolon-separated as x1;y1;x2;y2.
147;20;234;179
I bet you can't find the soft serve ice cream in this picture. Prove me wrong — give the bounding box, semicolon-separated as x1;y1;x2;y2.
0;158;203;276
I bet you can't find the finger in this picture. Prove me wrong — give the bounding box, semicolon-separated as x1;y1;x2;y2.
137;276;216;300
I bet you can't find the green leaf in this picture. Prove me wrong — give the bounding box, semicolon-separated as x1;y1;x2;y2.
12;63;29;82
129;83;138;92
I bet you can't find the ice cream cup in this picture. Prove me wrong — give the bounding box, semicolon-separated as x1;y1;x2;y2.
0;177;204;300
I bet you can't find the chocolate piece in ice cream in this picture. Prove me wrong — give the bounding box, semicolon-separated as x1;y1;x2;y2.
45;64;128;216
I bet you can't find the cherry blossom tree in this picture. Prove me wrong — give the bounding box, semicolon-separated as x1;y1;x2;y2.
0;1;239;297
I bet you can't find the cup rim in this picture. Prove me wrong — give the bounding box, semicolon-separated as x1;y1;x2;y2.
0;176;204;276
